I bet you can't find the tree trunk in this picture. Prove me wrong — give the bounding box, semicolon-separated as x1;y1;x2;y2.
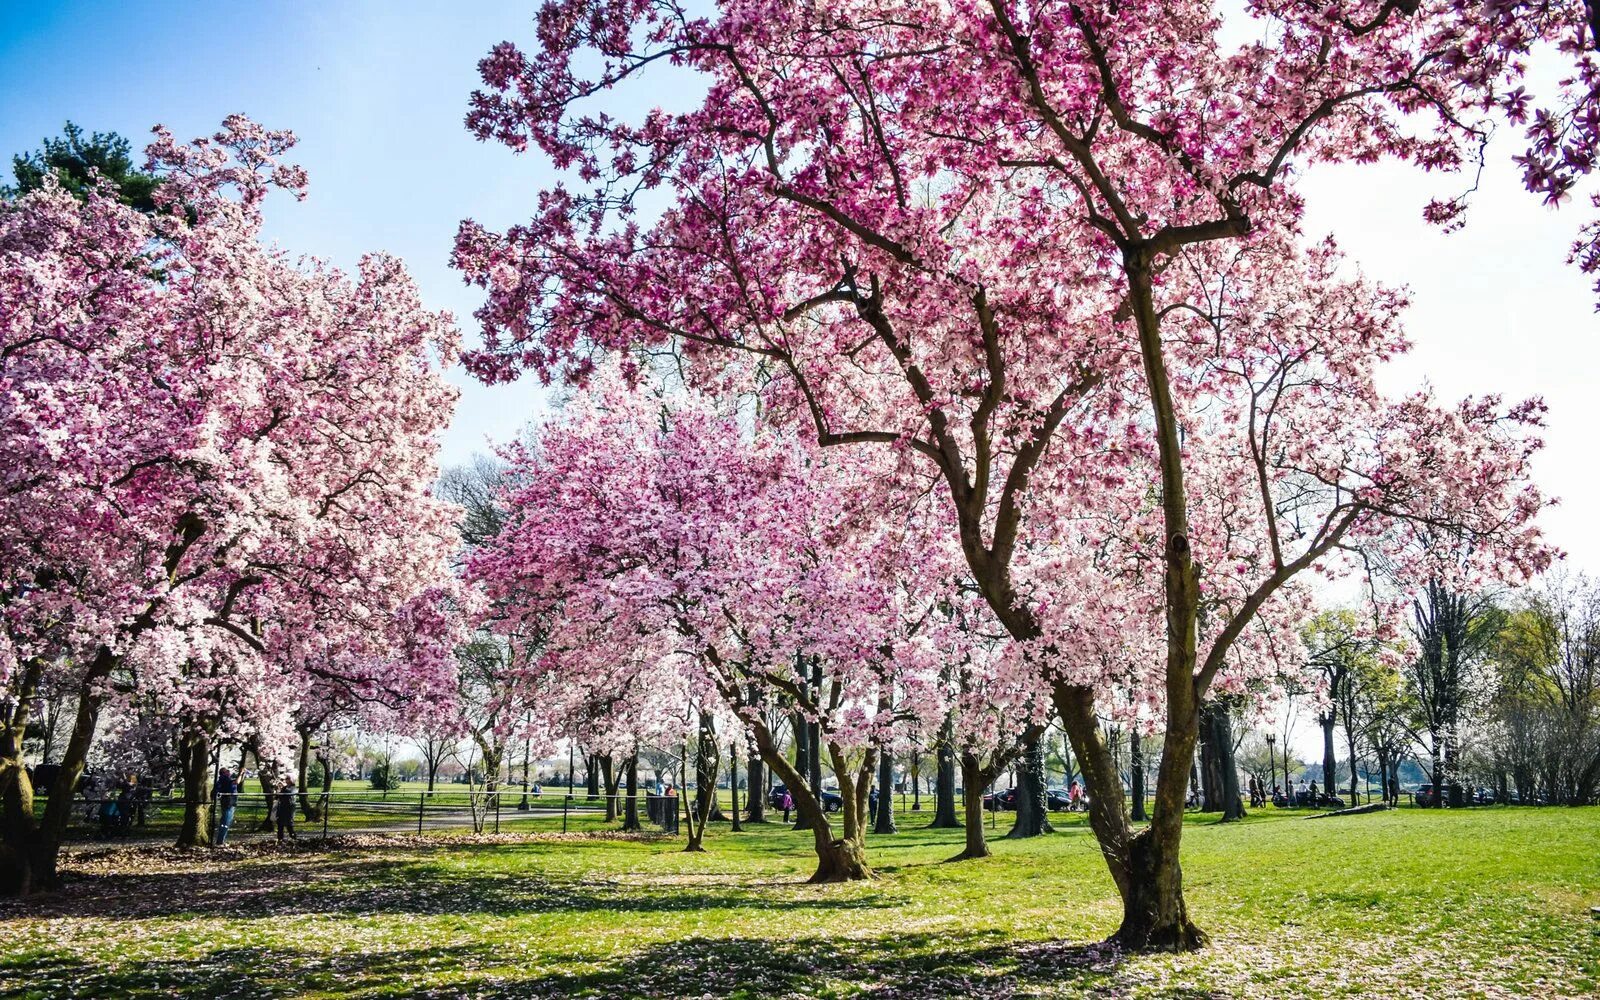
1199;716;1222;812
744;746;766;823
0;658;45;895
601;755;618;822
747;718;870;881
1429;737;1445;808
954;753;991;860
175;727;214;848
518;741;531;810
1130;727;1148;822
929;714;960;828
790;711;810;832
1207;703;1244;821
585;754;600;799
1445;740;1465;807
727;743;743;833
1346;730;1361;804
621;752;642;832
873;745;896;834
1007;732;1052;837
1056;683;1205;952
1321;711;1337;802
3;651;113;894
915;748;928;812
695;713;724;822
295;728;322;822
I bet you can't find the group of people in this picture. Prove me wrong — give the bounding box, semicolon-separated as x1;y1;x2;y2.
91;773;148;836
211;767;301;845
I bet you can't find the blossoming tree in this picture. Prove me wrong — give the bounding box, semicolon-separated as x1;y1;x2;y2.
454;1;1554;948
469;373;958;879
0;118;461;891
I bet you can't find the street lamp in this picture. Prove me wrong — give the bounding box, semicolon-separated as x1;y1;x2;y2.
1265;734;1277;805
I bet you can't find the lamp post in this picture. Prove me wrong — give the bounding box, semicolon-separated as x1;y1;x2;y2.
1265;734;1277;806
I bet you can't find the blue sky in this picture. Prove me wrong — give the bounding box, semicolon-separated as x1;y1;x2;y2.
0;0;554;464
4;1;1597;573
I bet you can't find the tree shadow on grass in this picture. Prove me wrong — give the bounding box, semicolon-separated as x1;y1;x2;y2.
0;933;1140;1000
2;851;893;922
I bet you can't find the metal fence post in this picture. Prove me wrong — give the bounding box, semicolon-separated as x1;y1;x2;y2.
417;792;425;835
494;790;500;834
562;792;569;833
322;792;330;840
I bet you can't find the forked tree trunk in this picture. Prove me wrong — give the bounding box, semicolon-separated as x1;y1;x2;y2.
1056;683;1205;951
2;651;113;894
695;713;725;822
748;719;871;881
175;727;214;848
1205;703;1244;821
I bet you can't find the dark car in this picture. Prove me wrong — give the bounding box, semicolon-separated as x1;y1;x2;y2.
1414;782;1462;807
768;783;842;812
1046;788;1073;812
982;787;1019;811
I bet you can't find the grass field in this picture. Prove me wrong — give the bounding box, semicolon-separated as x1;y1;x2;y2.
2;806;1596;999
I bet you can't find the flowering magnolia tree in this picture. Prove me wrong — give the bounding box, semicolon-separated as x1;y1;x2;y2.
469;372;956;879
456;1;1554;949
0;118;461;892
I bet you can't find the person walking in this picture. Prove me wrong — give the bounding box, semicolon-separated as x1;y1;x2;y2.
276;778;298;842
215;767;239;845
780;789;793;823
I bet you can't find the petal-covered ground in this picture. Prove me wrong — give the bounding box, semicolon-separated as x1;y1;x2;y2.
2;808;1596;998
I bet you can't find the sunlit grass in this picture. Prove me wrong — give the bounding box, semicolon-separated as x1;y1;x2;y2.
3;806;1596;998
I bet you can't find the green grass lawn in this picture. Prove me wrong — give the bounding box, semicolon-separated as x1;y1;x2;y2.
2;807;1596;998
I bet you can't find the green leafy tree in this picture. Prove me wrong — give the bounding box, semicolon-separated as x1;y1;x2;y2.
7;122;158;212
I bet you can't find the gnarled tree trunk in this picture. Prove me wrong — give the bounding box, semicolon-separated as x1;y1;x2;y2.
748;718;871;881
1057;683;1205;951
1007;733;1052;838
2;650;114;895
175;726;214;848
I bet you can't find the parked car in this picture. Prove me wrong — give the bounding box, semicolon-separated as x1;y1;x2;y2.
1046;787;1073;812
768;783;842;812
1414;782;1463;807
982;787;1019;811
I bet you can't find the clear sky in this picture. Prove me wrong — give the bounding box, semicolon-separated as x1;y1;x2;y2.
3;1;1595;573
